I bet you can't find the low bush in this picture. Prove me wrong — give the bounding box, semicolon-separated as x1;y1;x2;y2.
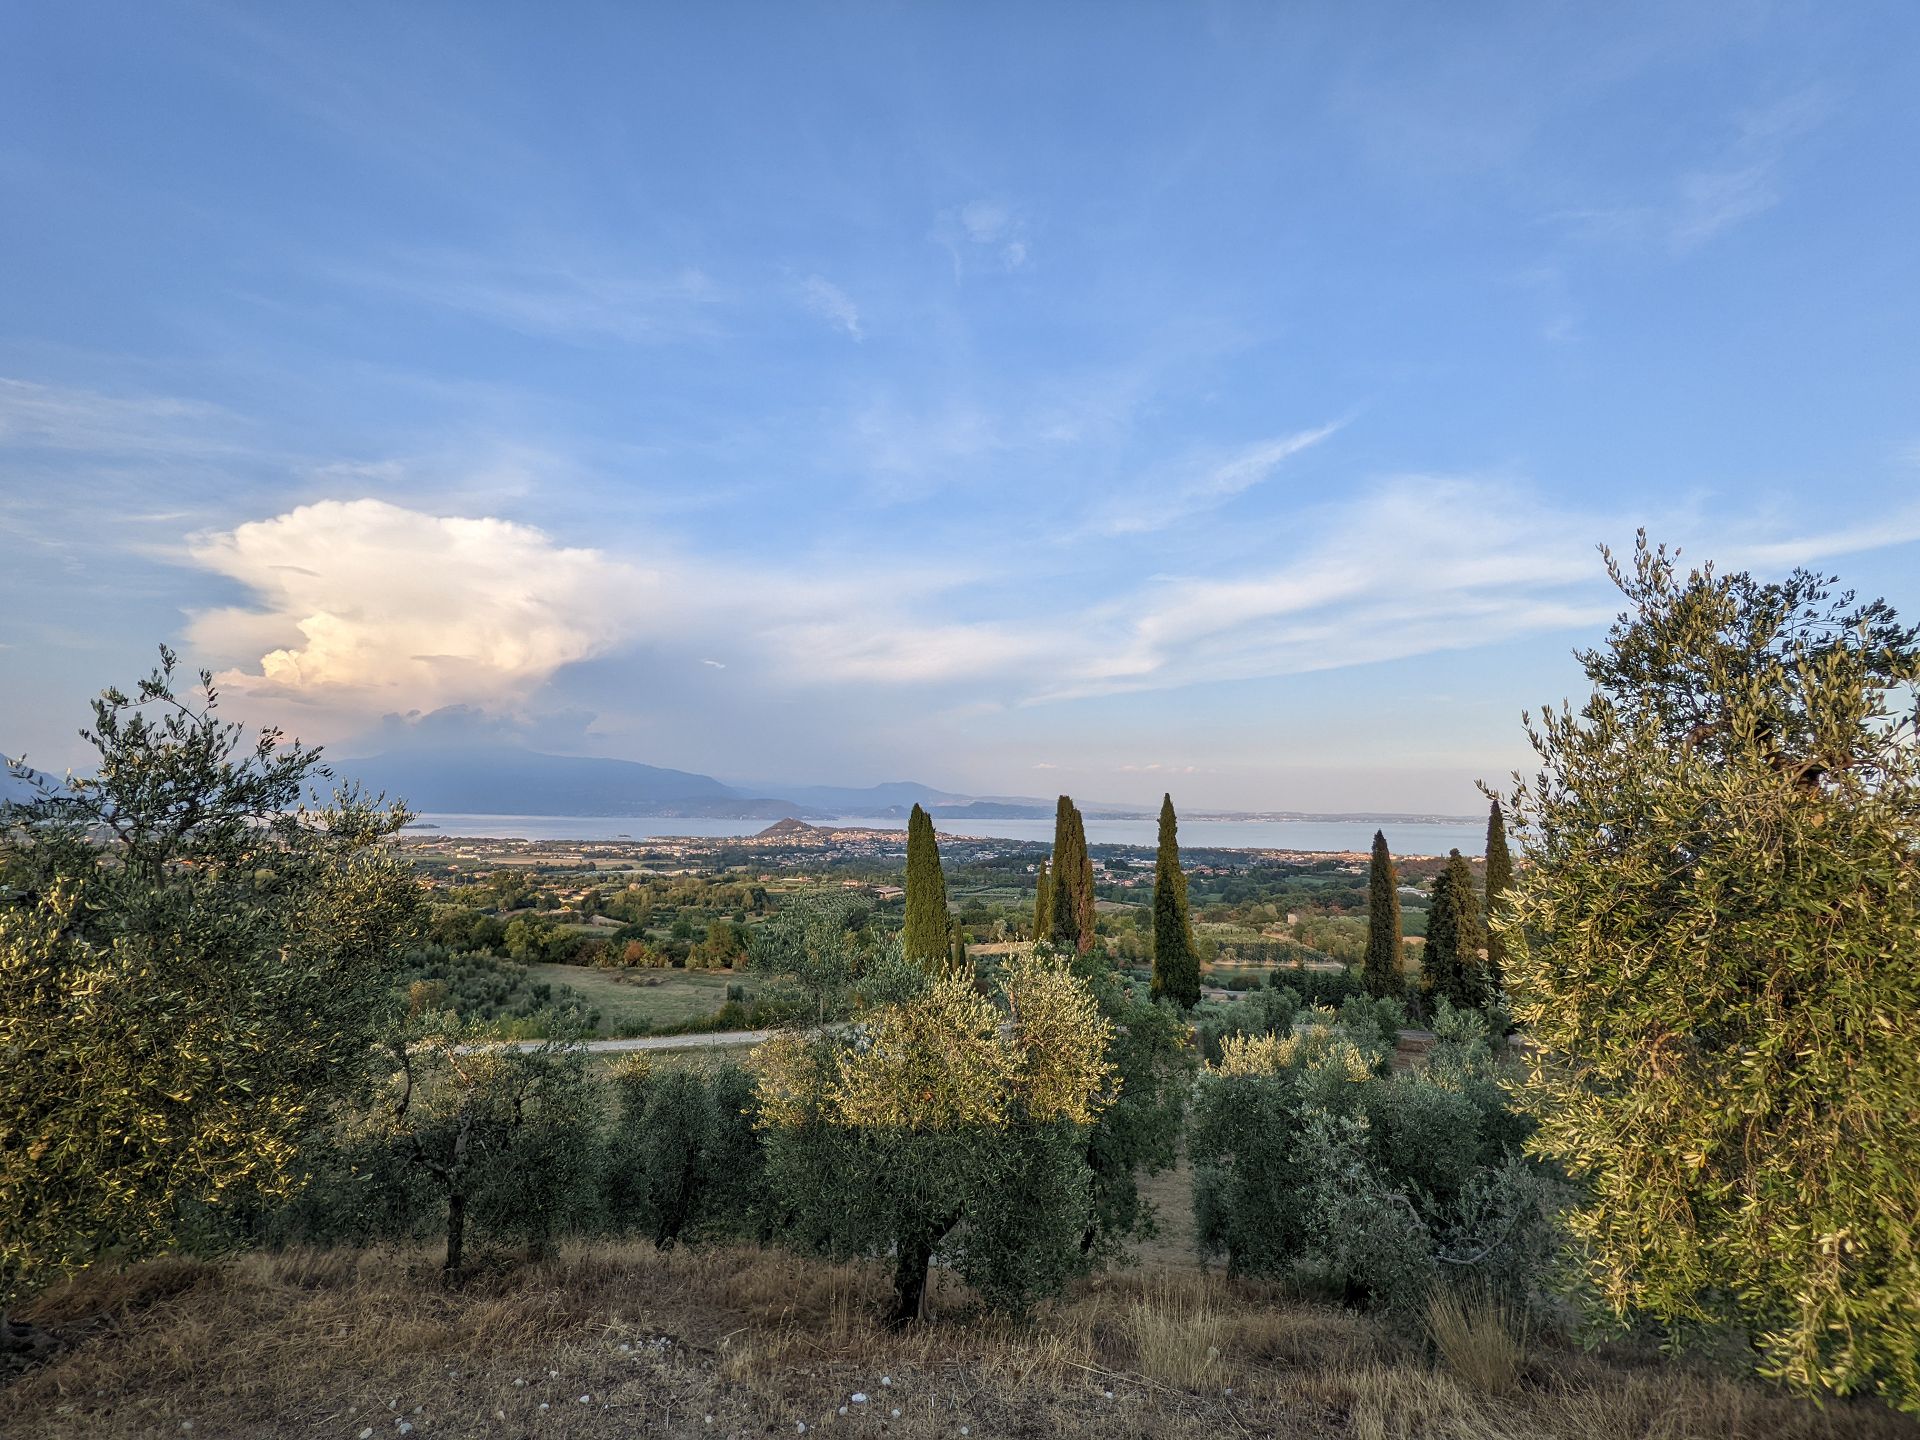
1268;962;1365;1008
1191;1000;1556;1315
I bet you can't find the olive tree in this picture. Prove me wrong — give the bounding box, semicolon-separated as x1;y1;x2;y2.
754;956;1114;1325
1500;536;1920;1410
0;649;420;1312
320;1019;601;1270
601;1056;768;1247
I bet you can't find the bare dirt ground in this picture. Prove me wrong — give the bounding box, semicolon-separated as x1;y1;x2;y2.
6;1238;1914;1440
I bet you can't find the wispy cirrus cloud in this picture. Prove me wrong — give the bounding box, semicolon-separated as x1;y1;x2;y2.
1090;419;1347;535
798;275;863;339
323;249;727;343
0;378;252;458
1547;89;1829;255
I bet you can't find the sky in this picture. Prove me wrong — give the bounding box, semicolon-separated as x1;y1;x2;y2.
3;1;1918;815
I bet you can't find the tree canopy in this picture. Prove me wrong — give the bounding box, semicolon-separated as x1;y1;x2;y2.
1362;830;1402;999
1503;536;1920;1412
1149;794;1200;1008
901;803;952;974
0;649;421;1308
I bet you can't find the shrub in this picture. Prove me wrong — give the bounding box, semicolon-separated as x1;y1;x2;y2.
1190;1006;1552;1314
1194;984;1299;1065
1269;963;1365;1009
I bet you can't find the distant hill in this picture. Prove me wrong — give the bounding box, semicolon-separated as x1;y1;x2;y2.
755;817;822;837
337;747;829;819
734;779;977;813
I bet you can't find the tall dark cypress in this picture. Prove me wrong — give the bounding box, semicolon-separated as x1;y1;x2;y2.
1031;858;1051;942
1048;795;1095;953
1047;796;1077;950
1482;798;1513;995
1071;806;1096;954
1363;830;1402;999
1424;848;1485;1011
902;803;951;973
1150;793;1200;1007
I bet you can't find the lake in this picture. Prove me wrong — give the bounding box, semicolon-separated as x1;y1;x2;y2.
407;813;1487;856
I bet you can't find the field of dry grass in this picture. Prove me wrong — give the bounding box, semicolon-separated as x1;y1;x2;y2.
6;1241;1915;1440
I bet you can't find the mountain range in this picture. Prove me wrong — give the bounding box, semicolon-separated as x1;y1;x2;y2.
333;746;1082;820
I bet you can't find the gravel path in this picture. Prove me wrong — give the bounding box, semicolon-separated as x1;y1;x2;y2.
504;1029;770;1055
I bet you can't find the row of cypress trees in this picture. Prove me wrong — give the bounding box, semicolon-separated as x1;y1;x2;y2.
902;791;1204;1005
1363;799;1514;1007
906;790;1513;1014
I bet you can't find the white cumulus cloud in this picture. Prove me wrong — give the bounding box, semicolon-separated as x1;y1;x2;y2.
186;498;652;716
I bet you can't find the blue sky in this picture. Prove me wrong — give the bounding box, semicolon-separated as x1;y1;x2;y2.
4;1;1918;813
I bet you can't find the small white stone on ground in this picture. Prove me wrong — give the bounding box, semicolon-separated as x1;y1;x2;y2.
359;1430;373;1440
851;1393;867;1404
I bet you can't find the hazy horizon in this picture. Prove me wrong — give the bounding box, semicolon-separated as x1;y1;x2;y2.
6;4;1919;814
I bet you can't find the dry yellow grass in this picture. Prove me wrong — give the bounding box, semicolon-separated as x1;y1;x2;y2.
1425;1288;1527;1395
3;1242;1915;1440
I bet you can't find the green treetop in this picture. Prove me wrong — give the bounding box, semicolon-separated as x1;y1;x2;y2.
0;648;422;1310
1048;797;1096;954
1031;858;1051;942
1481;798;1513;994
1423;849;1484;1012
1503;535;1920;1412
1362;830;1402;999
901;803;952;974
1149;794;1200;1008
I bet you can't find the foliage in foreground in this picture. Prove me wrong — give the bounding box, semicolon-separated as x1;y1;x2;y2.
1502;537;1920;1411
1190;999;1553;1312
0;651;421;1309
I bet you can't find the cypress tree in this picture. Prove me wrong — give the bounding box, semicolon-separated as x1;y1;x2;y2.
1048;796;1095;953
1031;859;1051;943
1482;798;1513;994
1149;793;1200;1008
1362;829;1402;999
949;928;968;974
902;803;950;973
1071;806;1096;953
1424;848;1485;1011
